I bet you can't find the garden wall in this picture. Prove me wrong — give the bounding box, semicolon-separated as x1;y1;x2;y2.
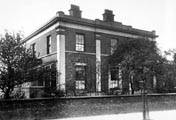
0;94;176;120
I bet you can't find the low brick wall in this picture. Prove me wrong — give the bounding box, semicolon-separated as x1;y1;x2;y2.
0;93;176;109
0;93;176;119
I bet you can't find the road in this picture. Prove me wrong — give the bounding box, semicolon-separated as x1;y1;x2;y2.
50;110;176;120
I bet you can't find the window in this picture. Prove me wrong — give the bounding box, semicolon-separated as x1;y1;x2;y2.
70;11;73;16
45;66;51;87
76;81;85;90
110;81;118;88
76;34;85;51
110;66;119;81
75;65;86;90
40;64;56;87
47;35;51;54
30;63;56;87
110;66;120;88
31;43;36;56
111;39;117;54
38;67;45;86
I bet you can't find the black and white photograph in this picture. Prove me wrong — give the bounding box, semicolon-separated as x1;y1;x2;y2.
0;0;176;120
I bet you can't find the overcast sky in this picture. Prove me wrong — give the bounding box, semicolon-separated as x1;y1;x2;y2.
0;0;176;52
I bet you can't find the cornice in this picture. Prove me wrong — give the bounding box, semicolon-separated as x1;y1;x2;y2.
23;14;158;43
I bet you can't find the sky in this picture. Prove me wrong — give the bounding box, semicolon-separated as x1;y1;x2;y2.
0;0;176;53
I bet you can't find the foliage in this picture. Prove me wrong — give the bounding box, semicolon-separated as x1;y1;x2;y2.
0;32;42;99
109;38;166;94
11;88;26;99
40;64;64;97
53;89;65;97
156;49;176;93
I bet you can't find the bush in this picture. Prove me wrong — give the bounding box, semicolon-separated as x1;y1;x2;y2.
42;87;65;97
109;87;122;95
54;89;65;97
0;93;4;99
11;89;25;99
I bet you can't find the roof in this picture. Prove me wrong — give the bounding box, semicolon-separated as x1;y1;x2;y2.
22;11;158;43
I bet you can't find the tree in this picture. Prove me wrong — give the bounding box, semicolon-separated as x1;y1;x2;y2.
159;49;176;92
109;38;165;94
0;32;42;99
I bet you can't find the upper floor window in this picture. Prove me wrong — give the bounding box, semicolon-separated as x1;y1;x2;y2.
111;39;117;54
47;35;51;54
76;34;85;51
31;43;36;57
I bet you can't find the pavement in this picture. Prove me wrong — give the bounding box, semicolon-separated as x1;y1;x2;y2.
49;110;176;120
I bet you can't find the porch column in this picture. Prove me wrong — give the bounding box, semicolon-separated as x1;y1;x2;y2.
56;28;66;91
96;34;101;92
108;66;111;91
153;75;157;88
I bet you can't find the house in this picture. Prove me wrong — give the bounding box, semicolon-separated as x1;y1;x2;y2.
22;4;157;98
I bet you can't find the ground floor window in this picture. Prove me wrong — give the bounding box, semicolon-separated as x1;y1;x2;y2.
110;81;118;88
31;63;56;88
44;63;57;88
75;64;86;90
109;65;122;89
76;81;85;90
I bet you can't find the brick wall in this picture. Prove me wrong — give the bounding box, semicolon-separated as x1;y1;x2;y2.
64;27;129;95
65;52;96;95
26;29;57;63
1;94;176;119
26;24;133;96
65;27;96;53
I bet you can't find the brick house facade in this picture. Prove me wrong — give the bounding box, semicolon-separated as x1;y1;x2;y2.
22;5;157;98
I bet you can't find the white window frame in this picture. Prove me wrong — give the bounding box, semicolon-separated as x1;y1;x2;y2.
75;64;86;90
111;39;117;54
110;65;120;89
76;34;85;51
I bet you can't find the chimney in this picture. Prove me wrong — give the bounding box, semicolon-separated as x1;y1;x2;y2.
69;4;82;18
56;11;65;17
103;9;114;22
